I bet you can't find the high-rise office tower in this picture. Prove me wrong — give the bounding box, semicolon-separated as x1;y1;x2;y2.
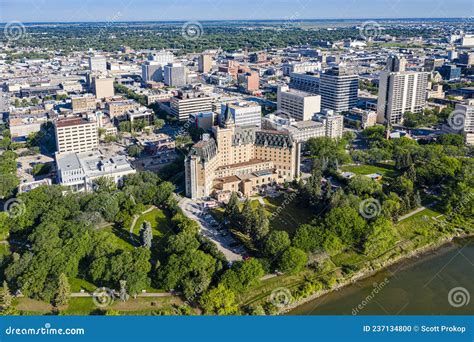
220;101;262;128
320;65;358;113
141;61;163;82
198;54;212;73
148;51;174;64
377;55;429;125
163;63;186;87
88;55;107;73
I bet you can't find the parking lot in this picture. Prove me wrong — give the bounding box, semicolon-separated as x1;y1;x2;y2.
178;197;244;262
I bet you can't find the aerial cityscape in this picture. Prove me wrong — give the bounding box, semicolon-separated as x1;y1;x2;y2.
0;1;473;328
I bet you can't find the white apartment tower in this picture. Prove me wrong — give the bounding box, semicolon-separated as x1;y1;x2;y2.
377;55;429;125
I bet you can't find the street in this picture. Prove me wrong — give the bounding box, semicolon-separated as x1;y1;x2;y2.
178;196;243;262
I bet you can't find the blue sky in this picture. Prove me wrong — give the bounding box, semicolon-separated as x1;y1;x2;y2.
0;0;473;22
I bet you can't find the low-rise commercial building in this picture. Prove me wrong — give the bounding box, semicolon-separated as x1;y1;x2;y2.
56;151;136;192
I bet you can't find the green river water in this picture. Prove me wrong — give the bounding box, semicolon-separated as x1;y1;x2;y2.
289;238;474;315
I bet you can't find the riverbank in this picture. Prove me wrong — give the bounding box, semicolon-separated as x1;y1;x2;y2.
279;232;474;315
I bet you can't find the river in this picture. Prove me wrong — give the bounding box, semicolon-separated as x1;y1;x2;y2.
289;238;474;315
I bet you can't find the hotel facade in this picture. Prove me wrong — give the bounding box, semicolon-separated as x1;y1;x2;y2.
185;108;300;200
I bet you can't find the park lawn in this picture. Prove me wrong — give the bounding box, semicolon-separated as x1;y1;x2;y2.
62;296;185;315
132;208;172;239
395;207;445;248
212;194;314;235
102;226;135;251
69;277;97;293
262;195;314;235
330;249;366;269
340;162;399;179
17;296;187;315
238;271;311;306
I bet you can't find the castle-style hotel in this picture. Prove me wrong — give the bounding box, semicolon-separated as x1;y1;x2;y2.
185;107;300;200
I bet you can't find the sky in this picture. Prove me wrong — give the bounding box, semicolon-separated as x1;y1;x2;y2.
0;0;473;23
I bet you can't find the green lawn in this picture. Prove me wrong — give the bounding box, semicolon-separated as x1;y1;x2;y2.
132;208;172;239
102;226;135;251
340;162;399;179
262;195;314;235
131;208;173;256
69;278;98;293
213;193;315;236
396;206;443;241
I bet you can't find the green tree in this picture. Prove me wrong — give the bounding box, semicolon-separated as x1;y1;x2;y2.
277;247;307;274
1;281;13;309
127;145;142;157
264;230;290;257
324;206;368;246
224;192;240;226
140;221;153;249
251;204;269;241
363;217;399;257
54;273;70;306
199;285;238;315
348;175;382;197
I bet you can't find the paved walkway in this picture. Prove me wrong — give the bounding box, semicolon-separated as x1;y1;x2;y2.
15;292;172;298
129;206;157;235
397;201;437;222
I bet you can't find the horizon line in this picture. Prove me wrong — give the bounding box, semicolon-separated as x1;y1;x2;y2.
0;17;469;25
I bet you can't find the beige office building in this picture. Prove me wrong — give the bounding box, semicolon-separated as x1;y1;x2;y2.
106;99;139;118
277;85;321;121
198;54;213;73
92;76;115;99
71;94;97;113
185;110;300;200
55;117;99;154
171;89;213;122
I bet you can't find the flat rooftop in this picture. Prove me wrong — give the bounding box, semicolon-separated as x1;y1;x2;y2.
57;151;135;176
56;117;91;128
